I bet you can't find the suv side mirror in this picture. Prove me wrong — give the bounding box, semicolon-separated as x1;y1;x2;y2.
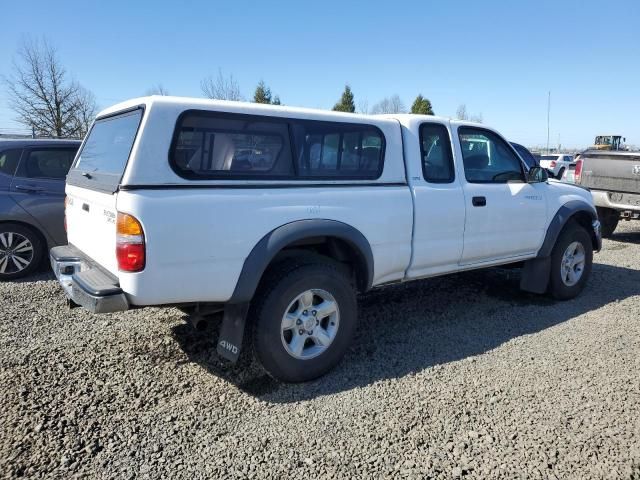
527;166;548;183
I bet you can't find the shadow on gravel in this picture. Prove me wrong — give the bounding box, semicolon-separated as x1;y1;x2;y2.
10;270;55;283
172;262;640;402
609;227;640;245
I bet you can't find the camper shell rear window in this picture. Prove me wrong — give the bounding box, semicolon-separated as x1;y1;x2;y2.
67;107;144;193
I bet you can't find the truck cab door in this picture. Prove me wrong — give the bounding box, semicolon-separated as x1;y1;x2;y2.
455;126;548;265
405;121;466;278
9;146;78;246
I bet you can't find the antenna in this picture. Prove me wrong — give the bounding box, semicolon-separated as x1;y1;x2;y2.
546;91;551;154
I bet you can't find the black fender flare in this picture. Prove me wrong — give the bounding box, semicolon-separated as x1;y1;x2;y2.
229;219;374;304
520;200;598;294
536;200;598;258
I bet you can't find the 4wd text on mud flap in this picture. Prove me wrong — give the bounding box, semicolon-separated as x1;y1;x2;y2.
219;340;238;355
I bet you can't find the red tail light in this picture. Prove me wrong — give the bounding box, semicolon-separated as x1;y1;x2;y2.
574;159;583;184
550;160;557;168
116;212;145;272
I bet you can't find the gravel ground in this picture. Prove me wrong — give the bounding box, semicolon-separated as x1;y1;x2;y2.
1;222;640;479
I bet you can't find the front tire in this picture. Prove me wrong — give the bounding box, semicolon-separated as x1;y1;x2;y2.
0;224;44;281
251;260;357;382
548;222;593;300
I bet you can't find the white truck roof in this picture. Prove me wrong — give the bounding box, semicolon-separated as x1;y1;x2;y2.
97;96;408;186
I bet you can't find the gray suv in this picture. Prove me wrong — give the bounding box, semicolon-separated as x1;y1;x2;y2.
0;139;81;280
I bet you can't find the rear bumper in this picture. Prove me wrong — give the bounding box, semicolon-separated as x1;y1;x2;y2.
592;190;640;213
50;245;129;313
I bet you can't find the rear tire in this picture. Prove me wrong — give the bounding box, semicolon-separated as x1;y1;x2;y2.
0;223;44;281
556;167;565;179
597;207;619;238
548;221;593;300
251;259;357;382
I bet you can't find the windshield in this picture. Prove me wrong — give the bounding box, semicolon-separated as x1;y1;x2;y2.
75;109;143;176
540;155;560;161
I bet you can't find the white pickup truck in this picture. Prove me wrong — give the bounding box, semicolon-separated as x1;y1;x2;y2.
51;97;601;382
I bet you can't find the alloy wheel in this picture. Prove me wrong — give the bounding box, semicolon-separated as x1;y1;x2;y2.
280;289;340;360
560;241;586;287
0;232;34;275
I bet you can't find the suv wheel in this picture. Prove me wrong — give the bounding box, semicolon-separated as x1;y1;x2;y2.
0;224;44;281
596;207;619;238
548;221;593;300
252;259;357;382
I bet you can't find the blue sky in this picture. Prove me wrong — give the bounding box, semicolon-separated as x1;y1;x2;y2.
1;0;639;148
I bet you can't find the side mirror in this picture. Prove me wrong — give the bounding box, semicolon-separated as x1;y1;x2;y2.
527;166;549;183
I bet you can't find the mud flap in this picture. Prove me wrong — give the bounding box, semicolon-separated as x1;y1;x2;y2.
216;303;249;363
520;256;551;294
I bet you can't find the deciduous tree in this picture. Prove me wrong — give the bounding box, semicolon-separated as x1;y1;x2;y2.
146;84;169;96
456;104;483;123
4;38;98;137
371;95;406;114
200;69;242;101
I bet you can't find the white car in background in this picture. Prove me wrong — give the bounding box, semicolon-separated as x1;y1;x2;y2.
539;154;575;179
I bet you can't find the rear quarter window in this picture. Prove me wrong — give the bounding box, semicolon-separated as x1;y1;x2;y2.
0;149;22;176
419;123;454;183
17;148;78;179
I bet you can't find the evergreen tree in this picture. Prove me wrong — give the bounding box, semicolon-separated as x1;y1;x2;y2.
253;80;272;104
410;94;434;115
332;85;356;113
272;95;281;105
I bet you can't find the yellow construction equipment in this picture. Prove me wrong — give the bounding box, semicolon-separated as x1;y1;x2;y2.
592;135;626;151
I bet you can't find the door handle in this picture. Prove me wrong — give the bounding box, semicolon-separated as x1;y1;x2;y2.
14;184;45;193
472;196;486;207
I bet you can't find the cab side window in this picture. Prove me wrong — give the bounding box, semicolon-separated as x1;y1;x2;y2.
458;128;524;183
17;149;78;180
420;123;454;183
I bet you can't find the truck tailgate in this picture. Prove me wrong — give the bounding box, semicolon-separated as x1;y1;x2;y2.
581;152;640;193
63;107;144;276
65;184;119;275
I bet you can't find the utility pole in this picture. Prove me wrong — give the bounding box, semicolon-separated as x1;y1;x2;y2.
546;91;551;154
